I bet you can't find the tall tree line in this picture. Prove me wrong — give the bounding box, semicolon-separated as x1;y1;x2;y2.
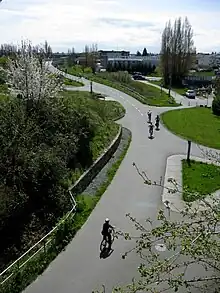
84;43;99;72
0;40;53;59
160;17;196;87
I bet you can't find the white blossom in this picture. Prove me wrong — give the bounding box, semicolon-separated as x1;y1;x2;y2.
6;40;62;102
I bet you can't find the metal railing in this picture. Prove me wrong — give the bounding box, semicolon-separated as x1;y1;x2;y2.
0;189;77;286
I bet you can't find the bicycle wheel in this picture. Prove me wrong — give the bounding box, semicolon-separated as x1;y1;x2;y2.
100;239;107;251
110;228;115;244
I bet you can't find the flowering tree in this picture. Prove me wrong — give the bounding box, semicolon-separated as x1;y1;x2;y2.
95;149;220;293
5;41;62;106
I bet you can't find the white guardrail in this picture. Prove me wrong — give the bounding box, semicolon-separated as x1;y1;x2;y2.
0;189;77;285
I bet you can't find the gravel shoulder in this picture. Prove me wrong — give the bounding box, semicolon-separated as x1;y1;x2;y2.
83;127;131;196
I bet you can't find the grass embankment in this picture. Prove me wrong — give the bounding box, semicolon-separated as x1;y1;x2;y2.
172;87;187;95
161;107;220;149
149;80;187;96
182;159;220;202
1;127;131;293
63;78;84;87
0;89;125;277
63;65;179;107
62;91;125;184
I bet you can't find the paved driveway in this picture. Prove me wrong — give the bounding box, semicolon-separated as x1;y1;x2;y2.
23;67;212;293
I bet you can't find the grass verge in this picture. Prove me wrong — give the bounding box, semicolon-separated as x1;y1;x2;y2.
63;78;84;87
161;107;220;149
182;159;220;202
147;80;162;86
149;81;187;96
91;78;179;107
61;66;179;107
172;87;187;96
1;129;131;293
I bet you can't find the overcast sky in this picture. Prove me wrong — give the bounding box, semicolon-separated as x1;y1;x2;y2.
0;0;220;53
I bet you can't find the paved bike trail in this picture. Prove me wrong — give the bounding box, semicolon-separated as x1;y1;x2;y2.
23;69;208;293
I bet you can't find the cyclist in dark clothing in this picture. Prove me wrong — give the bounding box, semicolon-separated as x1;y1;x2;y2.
149;122;154;137
147;110;152;123
101;218;114;248
155;115;160;130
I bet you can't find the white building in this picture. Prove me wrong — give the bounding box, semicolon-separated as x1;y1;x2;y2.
210;53;220;68
196;53;220;68
196;53;211;68
107;55;160;67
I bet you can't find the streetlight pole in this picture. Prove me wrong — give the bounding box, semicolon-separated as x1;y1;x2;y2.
187;140;192;166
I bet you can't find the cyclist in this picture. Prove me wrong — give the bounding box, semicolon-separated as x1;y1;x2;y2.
147;110;152;123
149;122;154;137
101;218;114;249
155;115;160;129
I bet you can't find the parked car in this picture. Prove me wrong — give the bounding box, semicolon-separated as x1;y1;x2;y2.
185;89;196;99
132;74;146;80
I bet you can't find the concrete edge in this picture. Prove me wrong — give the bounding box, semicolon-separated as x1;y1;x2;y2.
162;154;220;213
69;125;122;197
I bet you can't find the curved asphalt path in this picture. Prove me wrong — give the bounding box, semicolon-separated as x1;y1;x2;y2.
23;66;214;293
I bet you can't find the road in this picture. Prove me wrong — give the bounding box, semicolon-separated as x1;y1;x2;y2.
23;67;212;293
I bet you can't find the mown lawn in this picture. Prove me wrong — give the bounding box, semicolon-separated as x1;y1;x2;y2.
182;159;220;202
161;107;220;149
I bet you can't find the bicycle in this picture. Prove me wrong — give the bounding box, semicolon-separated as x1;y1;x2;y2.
149;125;154;138
100;227;115;251
155;120;160;130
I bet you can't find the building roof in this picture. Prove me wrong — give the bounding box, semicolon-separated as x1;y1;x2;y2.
99;50;130;53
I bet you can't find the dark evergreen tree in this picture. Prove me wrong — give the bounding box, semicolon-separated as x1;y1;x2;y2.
142;48;148;56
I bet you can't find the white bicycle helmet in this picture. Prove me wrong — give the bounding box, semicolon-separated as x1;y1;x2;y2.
105;218;110;222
